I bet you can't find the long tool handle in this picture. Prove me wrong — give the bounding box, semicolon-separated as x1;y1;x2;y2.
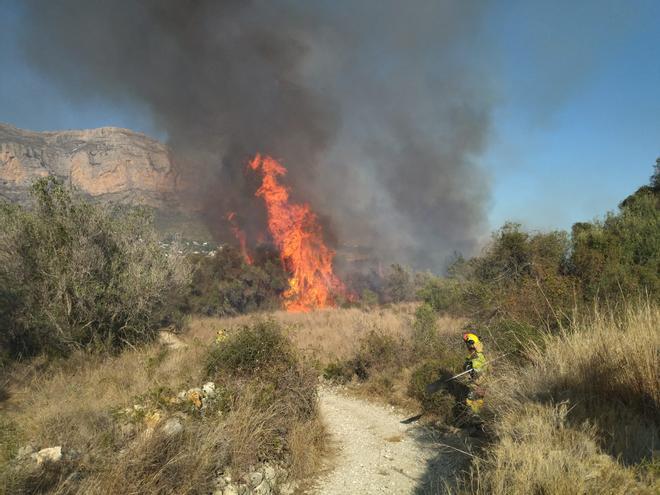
444;352;512;383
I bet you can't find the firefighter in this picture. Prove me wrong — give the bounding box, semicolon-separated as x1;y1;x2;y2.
462;332;486;414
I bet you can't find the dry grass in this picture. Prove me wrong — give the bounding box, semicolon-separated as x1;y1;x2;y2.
0;318;326;494
78;420;227;495
465;302;660;494
2;342;207;444
186;302;466;414
186;303;465;365
288;414;328;480
0;342;215;494
186;303;465;366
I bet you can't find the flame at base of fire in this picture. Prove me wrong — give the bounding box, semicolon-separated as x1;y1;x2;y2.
250;153;345;312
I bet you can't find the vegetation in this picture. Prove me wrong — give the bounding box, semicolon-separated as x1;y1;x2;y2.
0;177;190;360
183;245;287;317
464;303;659;494
206;319;295;377
416;161;659;344
0;320;325;494
0;160;657;494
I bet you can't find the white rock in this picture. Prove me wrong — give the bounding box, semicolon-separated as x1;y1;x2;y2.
263;464;276;481
161;417;183;436
254;480;271;495
202;381;216;396
248;471;263;486
16;444;37;459
223;486;239;495
158;330;187;349
279;481;297;495
31;446;62;465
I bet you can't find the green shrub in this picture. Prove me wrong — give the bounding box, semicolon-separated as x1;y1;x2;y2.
418;278;459;313
184;245;288;316
206;319;294;378
323;361;354;383
486;319;545;360
408;360;457;418
321;328;402;383
360;289;379;308
383;264;414;303
412;304;438;354
351;329;401;380
570;185;659;301
0;178;190;358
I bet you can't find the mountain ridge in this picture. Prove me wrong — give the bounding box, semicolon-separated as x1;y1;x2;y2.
0;122;180;208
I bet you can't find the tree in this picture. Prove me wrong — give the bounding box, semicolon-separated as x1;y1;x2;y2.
0;178;190;358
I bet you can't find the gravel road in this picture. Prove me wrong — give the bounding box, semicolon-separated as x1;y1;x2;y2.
310;387;472;495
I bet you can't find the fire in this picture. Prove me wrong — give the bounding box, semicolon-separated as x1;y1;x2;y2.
249;153;345;311
227;211;253;264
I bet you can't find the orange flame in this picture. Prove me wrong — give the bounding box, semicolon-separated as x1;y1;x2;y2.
227;211;253;264
249;153;345;311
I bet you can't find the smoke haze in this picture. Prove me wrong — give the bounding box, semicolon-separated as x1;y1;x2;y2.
18;0;494;270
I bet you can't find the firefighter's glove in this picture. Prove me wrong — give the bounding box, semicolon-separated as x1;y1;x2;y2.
463;360;473;372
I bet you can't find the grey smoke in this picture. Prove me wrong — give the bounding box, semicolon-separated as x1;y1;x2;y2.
17;0;494;271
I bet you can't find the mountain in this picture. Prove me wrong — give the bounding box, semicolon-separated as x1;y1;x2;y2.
0;123;179;208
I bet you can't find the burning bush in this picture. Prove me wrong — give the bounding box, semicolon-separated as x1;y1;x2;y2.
249;154;348;312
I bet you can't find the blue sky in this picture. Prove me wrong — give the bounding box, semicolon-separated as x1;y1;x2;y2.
1;1;658;234
481;0;660;231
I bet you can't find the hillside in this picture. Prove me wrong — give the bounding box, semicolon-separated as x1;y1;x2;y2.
0;123;178;208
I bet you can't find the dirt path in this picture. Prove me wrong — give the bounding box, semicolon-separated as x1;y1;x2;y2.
310;387;472;495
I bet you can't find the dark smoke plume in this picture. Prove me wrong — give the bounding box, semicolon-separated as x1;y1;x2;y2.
18;0;493;270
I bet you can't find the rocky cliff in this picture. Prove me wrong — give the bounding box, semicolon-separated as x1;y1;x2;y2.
0;123;179;207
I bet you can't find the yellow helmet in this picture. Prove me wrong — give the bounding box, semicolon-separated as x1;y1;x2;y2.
463;332;483;352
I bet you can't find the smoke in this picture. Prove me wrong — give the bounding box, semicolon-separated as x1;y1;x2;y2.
17;0;494;271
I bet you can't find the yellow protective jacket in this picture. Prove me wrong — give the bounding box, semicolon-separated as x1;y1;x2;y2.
464;351;487;380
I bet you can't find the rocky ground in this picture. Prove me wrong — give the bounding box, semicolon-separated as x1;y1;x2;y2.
310;387;472;495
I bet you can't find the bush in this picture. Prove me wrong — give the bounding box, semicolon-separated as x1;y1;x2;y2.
321;328;402;383
411;304;438;355
464;302;659;494
408;360;458;418
323;360;354;383
418;278;461;313
383;264;414;303
351;329;401;380
184;244;288;316
206;319;294;378
486;319;545;360
359;288;379;308
0;178;190;358
570;184;659;300
206;319;321;475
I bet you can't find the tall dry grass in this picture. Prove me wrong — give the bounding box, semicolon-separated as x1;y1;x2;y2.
186;303;464;365
465;301;659;494
0;318;326;494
